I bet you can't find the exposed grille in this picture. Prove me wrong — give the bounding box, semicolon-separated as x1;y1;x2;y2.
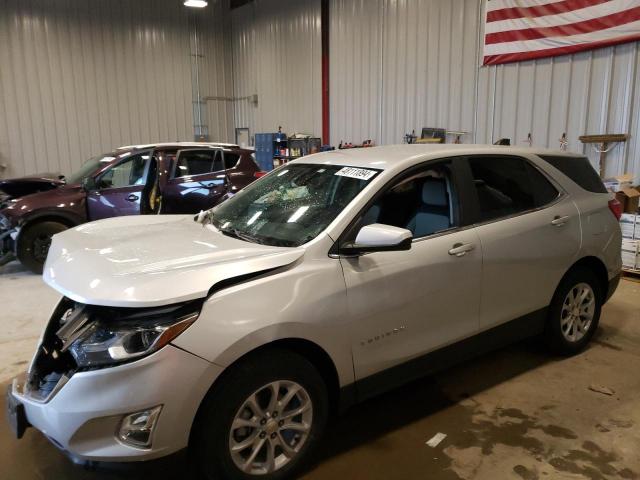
26;297;79;402
0;213;10;230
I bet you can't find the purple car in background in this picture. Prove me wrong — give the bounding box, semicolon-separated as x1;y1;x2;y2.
0;142;262;273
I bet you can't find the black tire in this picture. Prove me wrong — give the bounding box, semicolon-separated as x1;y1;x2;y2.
16;221;68;274
544;266;602;355
192;349;328;480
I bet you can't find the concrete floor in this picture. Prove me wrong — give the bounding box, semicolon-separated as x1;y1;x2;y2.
1;260;639;480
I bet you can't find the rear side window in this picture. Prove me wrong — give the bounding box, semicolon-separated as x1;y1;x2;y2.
468;156;559;223
224;152;240;169
538;155;607;193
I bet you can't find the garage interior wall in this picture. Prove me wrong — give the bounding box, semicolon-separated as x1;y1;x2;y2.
328;0;640;180
1;0;639;181
231;0;322;140
0;0;234;178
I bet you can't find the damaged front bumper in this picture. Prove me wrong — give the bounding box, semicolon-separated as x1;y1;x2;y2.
0;211;18;265
7;298;224;462
0;225;17;266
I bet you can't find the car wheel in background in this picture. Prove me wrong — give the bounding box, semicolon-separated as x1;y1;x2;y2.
16;221;68;274
193;349;328;480
545;266;602;355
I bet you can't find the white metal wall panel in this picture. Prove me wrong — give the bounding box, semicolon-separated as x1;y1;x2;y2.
480;41;640;179
198;0;236;143
330;0;481;146
0;0;233;178
231;0;322;140
329;0;383;145
329;0;640;180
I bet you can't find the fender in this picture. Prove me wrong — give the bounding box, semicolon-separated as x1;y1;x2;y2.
21;209;86;229
207;322;355;389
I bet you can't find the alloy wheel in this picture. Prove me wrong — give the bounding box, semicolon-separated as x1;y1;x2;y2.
560;282;595;343
229;380;313;475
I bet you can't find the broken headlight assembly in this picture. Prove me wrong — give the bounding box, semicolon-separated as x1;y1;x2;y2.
57;299;204;368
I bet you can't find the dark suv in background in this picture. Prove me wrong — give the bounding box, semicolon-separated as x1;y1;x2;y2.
0;142;261;273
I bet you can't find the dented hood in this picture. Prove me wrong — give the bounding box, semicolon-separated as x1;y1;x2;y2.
43;215;304;307
0;174;64;198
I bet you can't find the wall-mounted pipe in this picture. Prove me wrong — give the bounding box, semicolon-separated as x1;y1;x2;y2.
321;0;330;145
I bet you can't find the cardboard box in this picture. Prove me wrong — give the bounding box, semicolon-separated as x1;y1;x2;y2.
604;173;634;192
615;187;640;214
620;214;638;239
621;239;639;270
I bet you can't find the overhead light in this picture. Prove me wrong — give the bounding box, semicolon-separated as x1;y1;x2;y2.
184;0;208;7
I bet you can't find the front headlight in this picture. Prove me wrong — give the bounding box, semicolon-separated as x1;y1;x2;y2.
57;300;203;368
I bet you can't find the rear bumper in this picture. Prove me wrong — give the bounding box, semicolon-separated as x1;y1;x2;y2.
605;272;621;303
10;345;223;462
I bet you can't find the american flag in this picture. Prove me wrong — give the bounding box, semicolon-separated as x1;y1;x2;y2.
483;0;640;65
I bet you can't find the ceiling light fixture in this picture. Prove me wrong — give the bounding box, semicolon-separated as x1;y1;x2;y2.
184;0;208;7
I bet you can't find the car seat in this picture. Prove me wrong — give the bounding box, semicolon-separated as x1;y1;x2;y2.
407;177;451;236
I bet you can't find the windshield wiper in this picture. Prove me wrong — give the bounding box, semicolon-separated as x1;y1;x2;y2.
218;227;265;245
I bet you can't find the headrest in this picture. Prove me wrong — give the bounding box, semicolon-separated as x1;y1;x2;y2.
422;178;448;206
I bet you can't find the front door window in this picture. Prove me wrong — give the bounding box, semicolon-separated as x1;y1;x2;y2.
98;153;148;189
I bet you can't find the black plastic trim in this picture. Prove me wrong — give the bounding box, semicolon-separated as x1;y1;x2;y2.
606;273;621;303
339;307;548;410
207;267;283;297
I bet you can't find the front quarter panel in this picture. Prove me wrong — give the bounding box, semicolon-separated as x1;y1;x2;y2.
172;249;354;387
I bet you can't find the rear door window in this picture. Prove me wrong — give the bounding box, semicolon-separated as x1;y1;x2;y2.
538;155;607;193
174;150;216;177
467;156;558;223
213;150;224;172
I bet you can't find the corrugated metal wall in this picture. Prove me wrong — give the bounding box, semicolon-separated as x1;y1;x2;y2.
478;44;640;179
330;0;482;146
328;0;640;180
231;0;322;140
2;0;639;180
0;0;233;178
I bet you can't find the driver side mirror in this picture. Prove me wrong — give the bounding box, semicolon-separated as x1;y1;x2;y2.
82;176;97;192
339;223;413;256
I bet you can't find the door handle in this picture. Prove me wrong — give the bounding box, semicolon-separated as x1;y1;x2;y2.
448;242;475;257
551;215;570;226
126;194;139;202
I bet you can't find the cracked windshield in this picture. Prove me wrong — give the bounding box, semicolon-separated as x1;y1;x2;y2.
206;164;380;247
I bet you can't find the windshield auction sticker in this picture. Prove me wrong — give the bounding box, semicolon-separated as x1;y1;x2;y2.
334;167;377;181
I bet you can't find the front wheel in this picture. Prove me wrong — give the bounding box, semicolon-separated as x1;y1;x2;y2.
545;267;602;355
16;221;68;274
193;349;328;480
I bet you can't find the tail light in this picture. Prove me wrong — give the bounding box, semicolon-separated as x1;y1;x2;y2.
608;198;622;220
254;171;267;178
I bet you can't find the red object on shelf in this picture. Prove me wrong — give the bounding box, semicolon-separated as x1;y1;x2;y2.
608;198;623;220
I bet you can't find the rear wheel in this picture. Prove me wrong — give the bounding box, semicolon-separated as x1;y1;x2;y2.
16;221;68;274
193;349;328;480
545;267;602;355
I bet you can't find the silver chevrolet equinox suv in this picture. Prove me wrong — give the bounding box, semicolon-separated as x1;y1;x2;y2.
8;145;622;479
